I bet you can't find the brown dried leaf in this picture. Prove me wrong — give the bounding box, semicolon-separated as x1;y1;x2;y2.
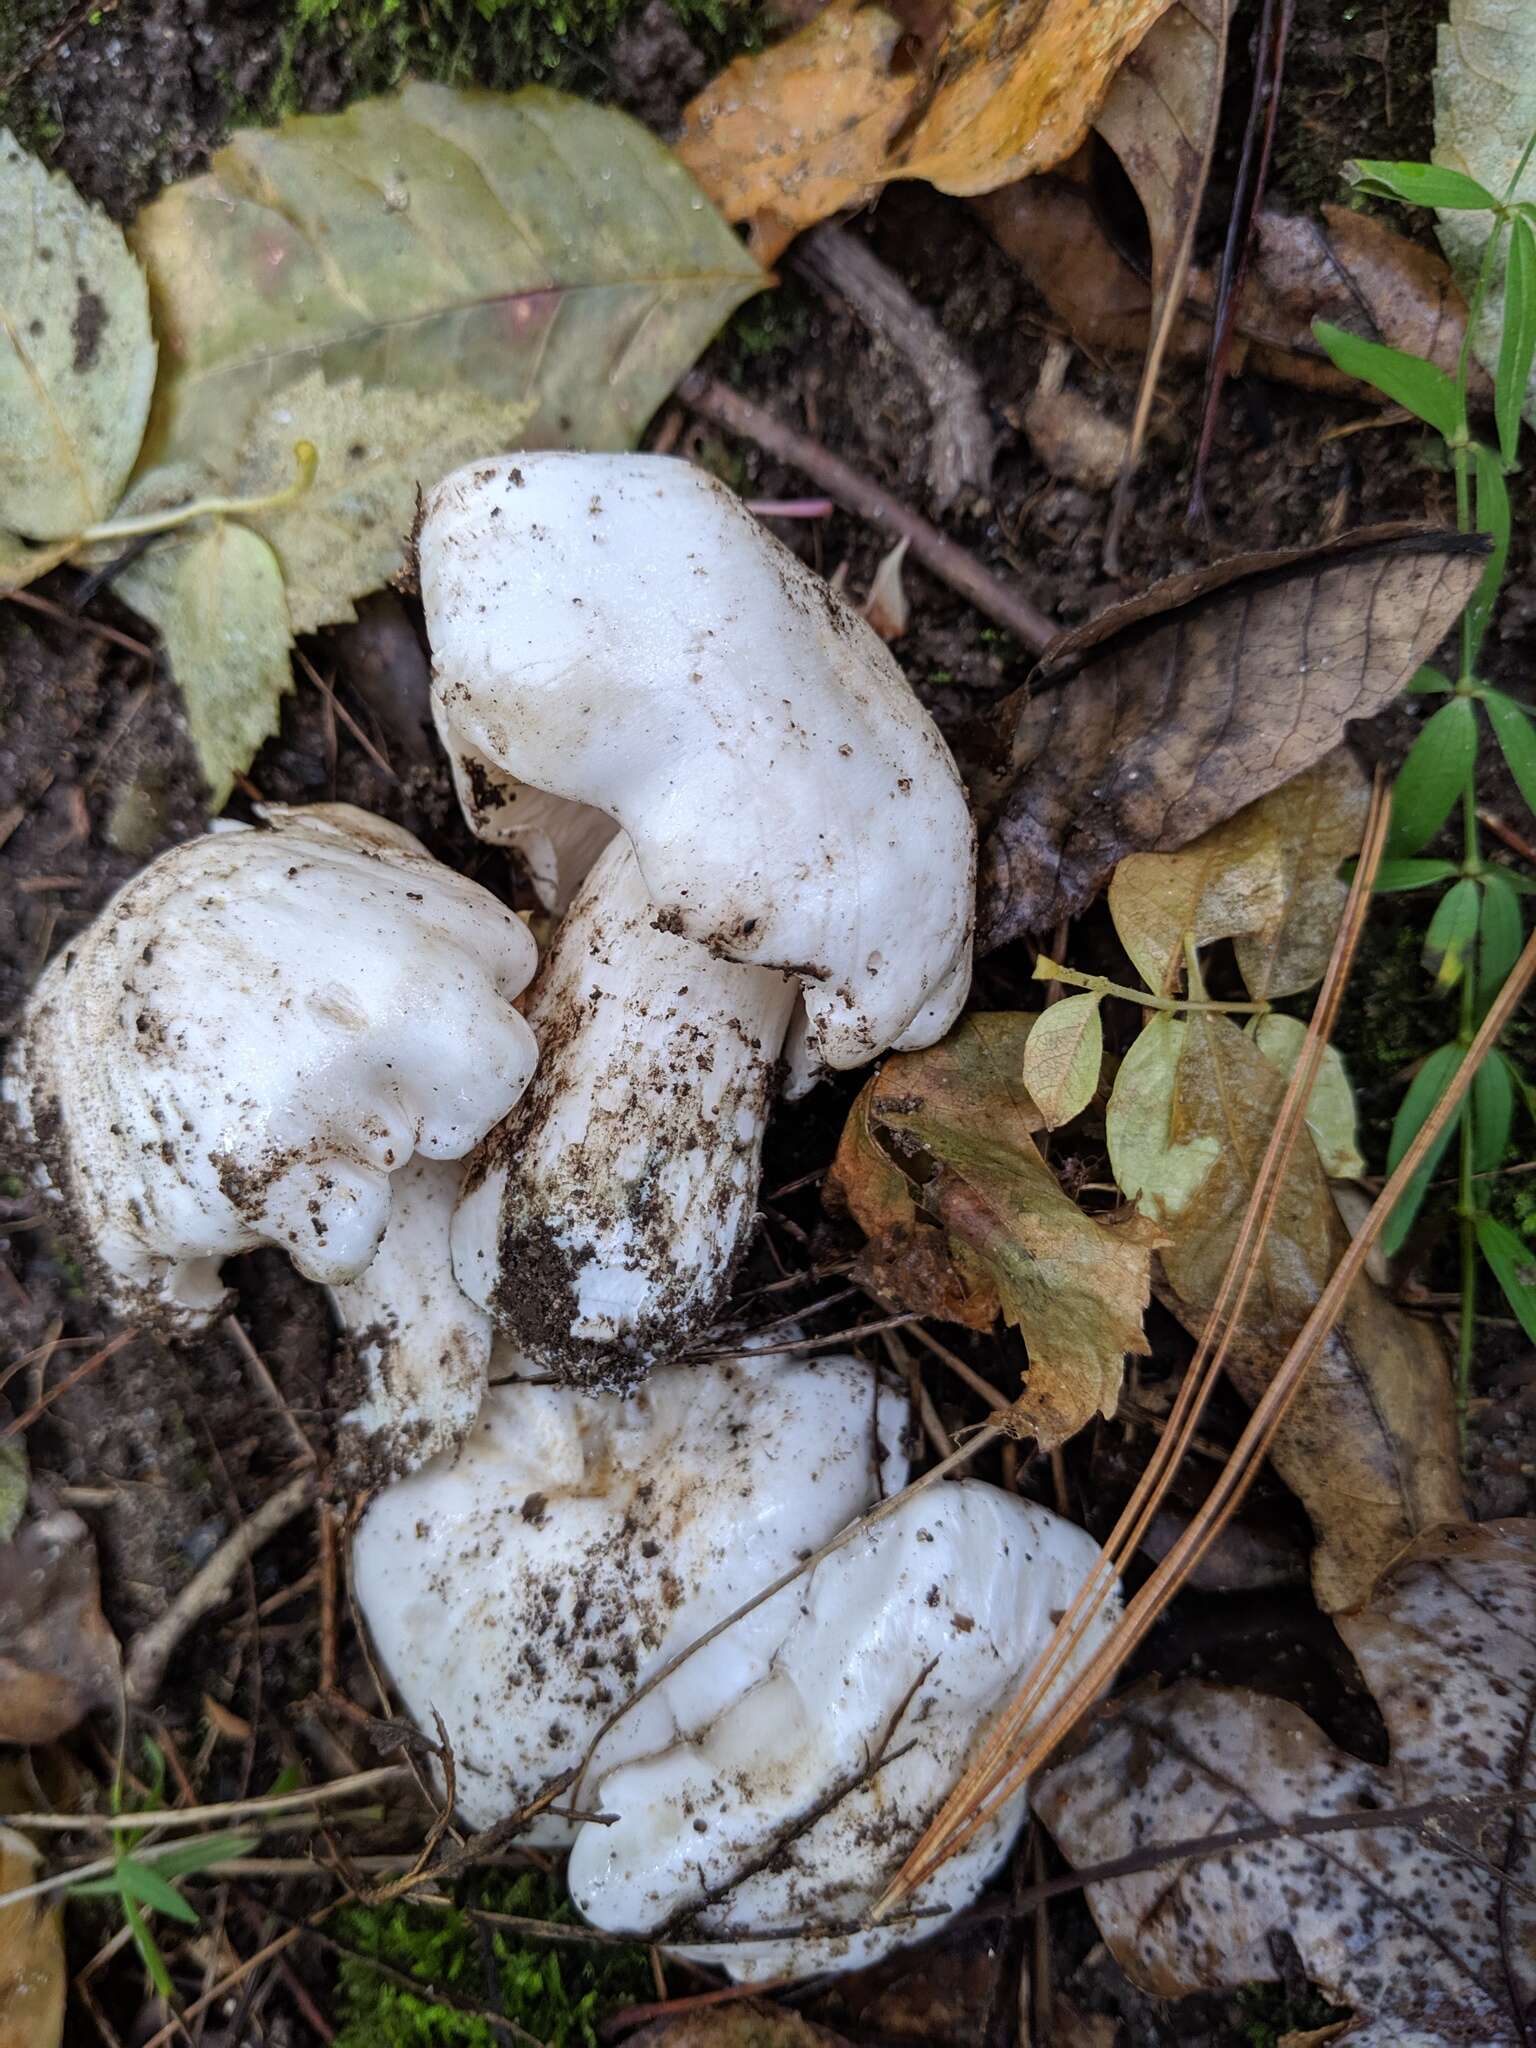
977;528;1484;950
860;1016;1155;1446
0;1826;64;2048
1092;0;1228;488
1231;750;1371;999
1036;1521;1536;2047
1107;804;1286;997
0;1506;120;1743
677;0;1174;265
1107;1011;1465;1609
977;177;1481;401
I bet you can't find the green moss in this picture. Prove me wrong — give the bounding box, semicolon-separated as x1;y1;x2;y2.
266;0;763;121
332;1872;651;2048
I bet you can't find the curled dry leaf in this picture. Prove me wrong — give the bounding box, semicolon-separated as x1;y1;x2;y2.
861;534;911;641
0;130;157;542
1108;1008;1464;1609
0;1826;64;2048
829;1015;1154;1447
1091;0;1228;504
974;179;1479;400
0;1504;120;1744
1036;1521;1536;2047
677;0;1174;264
977;528;1485;950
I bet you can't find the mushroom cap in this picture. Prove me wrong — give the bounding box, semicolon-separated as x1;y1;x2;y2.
350;1347;911;1841
2;804;539;1327
452;832;799;1382
420;452;975;1070
569;1481;1118;1981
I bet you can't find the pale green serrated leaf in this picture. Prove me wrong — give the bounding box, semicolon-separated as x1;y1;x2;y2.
116;523;292;808
1104;1012;1221;1221
1021;994;1103;1129
227;373;533;633
1248;1013;1367;1180
128;83;764;502
1434;3;1536;426
0;130;156;538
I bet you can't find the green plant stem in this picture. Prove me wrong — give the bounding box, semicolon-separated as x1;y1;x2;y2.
1031;959;1266;1016
78;441;318;546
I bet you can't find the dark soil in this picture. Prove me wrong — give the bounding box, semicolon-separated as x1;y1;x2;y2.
2;1;1534;2045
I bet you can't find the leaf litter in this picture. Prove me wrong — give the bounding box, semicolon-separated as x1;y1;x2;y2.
4;7;1536;2044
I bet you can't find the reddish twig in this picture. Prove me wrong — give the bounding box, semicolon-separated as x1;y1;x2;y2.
680;373;1054;652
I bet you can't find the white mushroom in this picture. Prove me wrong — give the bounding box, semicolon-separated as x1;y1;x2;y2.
350;1346;912;1843
569;1481;1117;1981
421;451;976;1374
2;805;539;1333
329;1157;493;1483
419;451;976;1070
452;834;798;1381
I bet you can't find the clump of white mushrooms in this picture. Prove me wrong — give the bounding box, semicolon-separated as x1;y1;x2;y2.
2;451;1117;1982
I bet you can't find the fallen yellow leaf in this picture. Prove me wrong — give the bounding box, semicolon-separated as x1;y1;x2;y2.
0;1827;63;2048
678;0;1175;264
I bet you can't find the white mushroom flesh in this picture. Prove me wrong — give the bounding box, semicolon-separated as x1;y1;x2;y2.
444;735;616;915
569;1480;1117;1981
452;833;797;1381
329;1157;492;1483
2;805;539;1328
350;1348;912;1845
420;451;976;1069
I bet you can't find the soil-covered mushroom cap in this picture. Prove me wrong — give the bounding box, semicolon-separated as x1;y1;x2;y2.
2;804;539;1330
420;451;975;1070
570;1481;1117;1981
350;1347;911;1841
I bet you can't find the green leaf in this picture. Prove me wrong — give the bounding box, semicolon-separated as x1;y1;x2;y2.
1105;1013;1221;1221
0;130;157;538
1248;1014;1366;1179
113;1855;200;1924
1467;445;1511;659
1407;665;1454;694
1495;214;1536;463
1312;320;1462;435
1478;867;1525;1006
1387;697;1478;855
127;84;764;632
1475;1213;1536;1343
1483;688;1536;816
1423;874;1482;987
144;1832;257;1880
1021;994;1103;1128
122;1893;176;2001
1374;857;1463;892
116;522;293;808
1383;1041;1465;1254
1346;158;1500;210
1472;1049;1515;1172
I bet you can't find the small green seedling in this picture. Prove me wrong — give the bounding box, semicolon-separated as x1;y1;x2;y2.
1314;135;1536;1404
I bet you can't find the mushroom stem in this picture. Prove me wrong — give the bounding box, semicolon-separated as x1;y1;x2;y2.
453;835;797;1385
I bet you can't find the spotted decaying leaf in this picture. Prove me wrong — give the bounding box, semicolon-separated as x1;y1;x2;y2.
977;528;1485;951
828;1014;1155;1447
1036;1521;1536;2048
0;129;157;543
0;1505;120;1745
677;0;1174;264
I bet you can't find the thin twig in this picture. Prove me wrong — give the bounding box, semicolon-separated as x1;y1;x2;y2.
685;1312;926;1361
3;1766;409;1841
2;1330;137;1438
680;374;1054;652
124;1471;319;1702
